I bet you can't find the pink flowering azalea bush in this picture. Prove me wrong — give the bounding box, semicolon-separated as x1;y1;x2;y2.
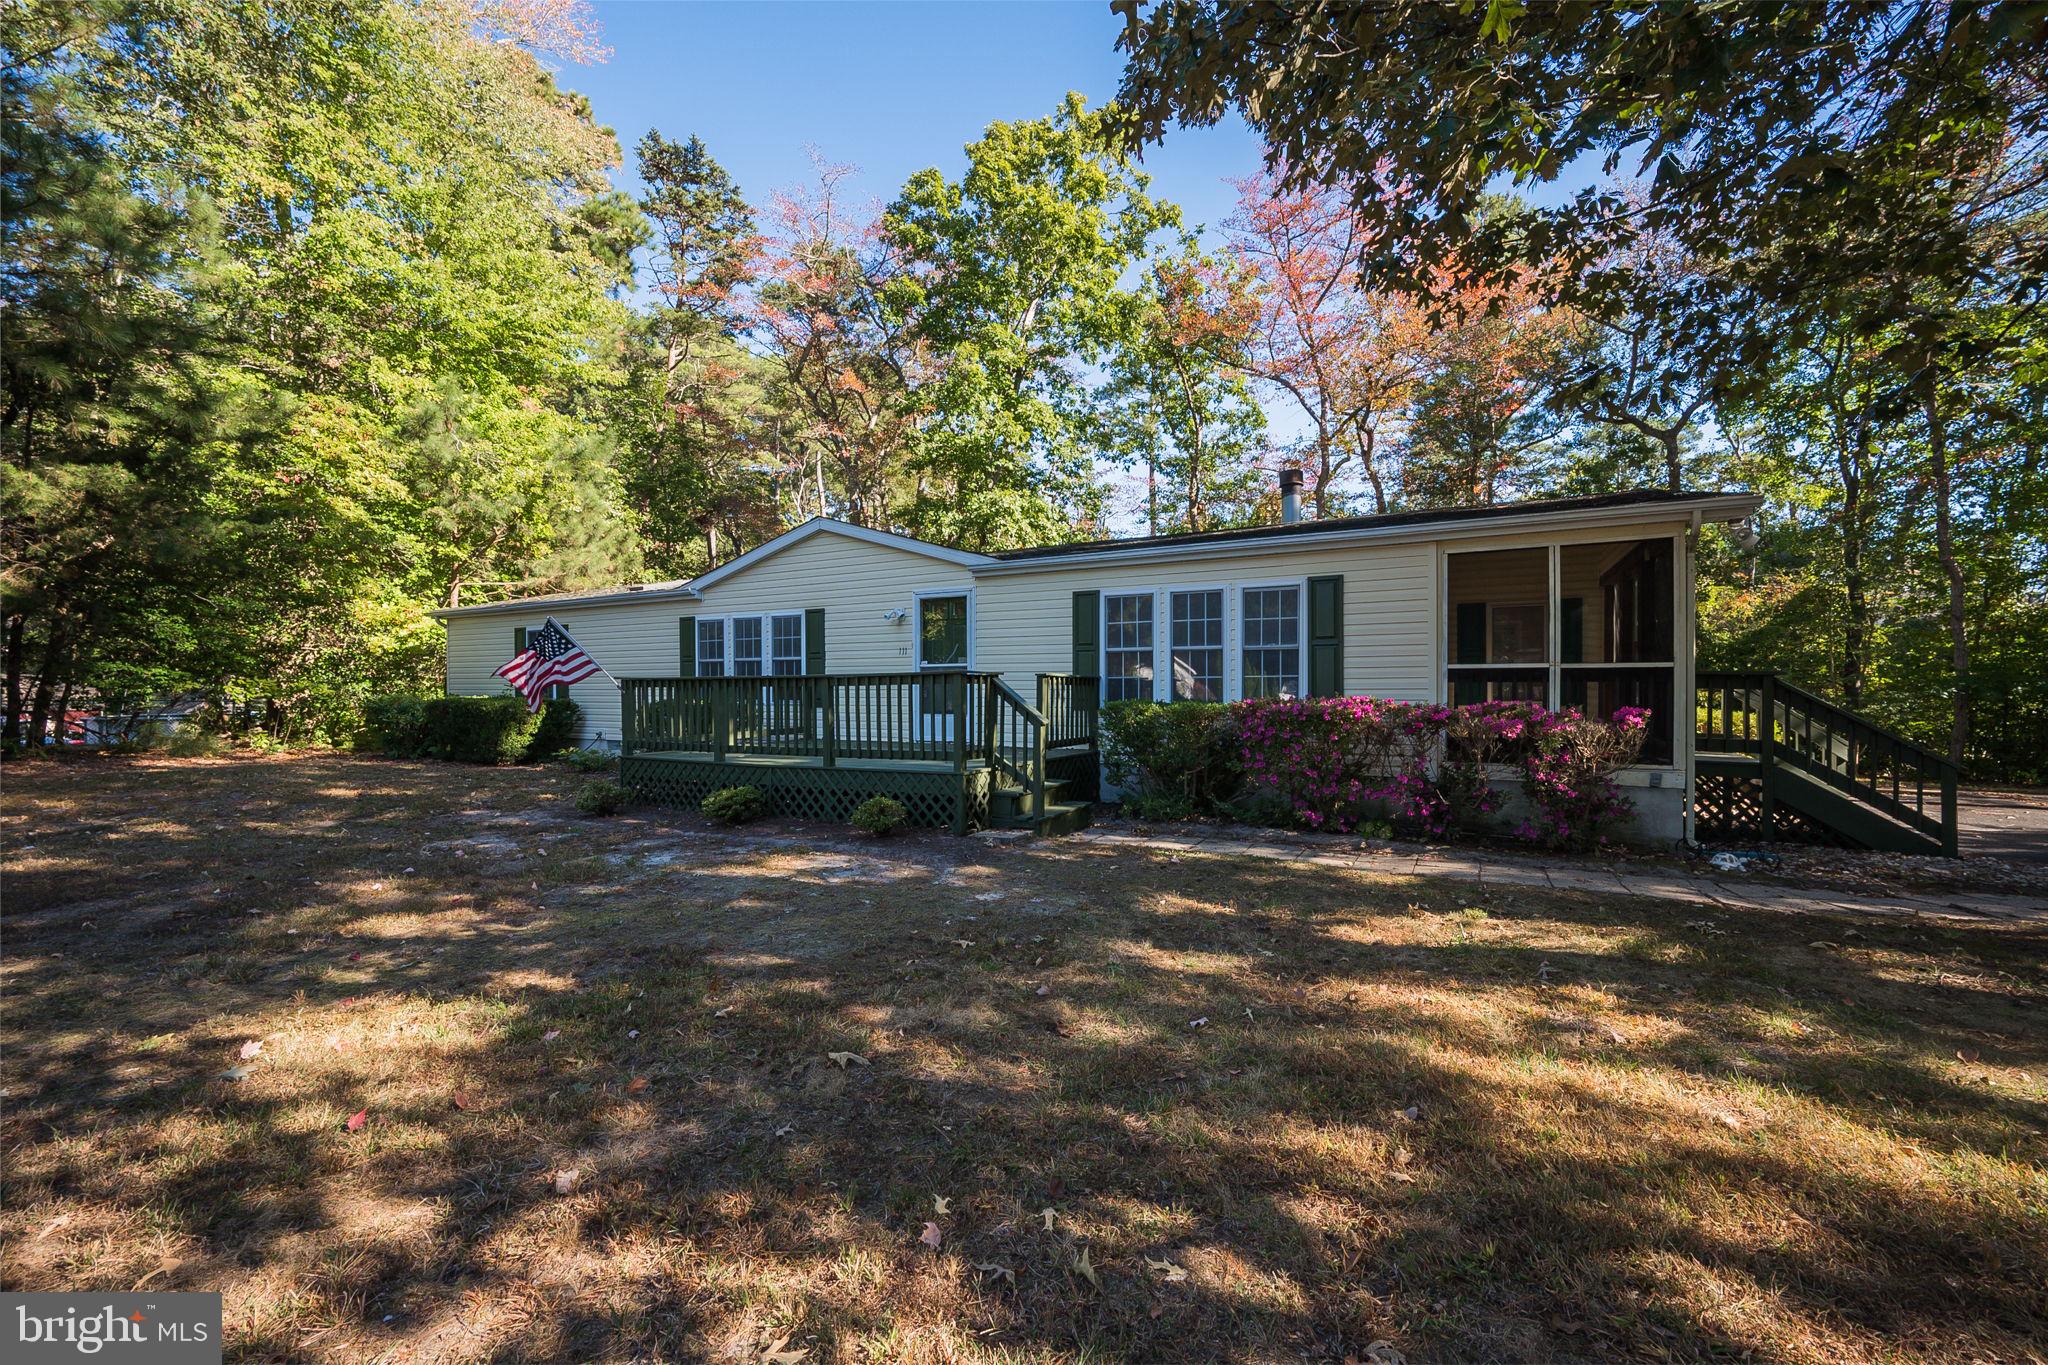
1229;696;1421;831
1511;704;1650;850
1229;696;1649;847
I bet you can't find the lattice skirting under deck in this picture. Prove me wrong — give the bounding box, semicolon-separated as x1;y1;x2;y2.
1046;750;1099;802
1693;771;1851;847
621;757;990;834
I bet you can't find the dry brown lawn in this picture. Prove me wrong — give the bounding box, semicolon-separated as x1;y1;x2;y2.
3;752;2044;1363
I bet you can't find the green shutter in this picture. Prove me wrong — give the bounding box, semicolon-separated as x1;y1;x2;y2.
1072;590;1100;677
677;616;696;677
1561;597;1584;664
1306;575;1344;696
514;626;528;655
804;607;826;674
1455;602;1487;666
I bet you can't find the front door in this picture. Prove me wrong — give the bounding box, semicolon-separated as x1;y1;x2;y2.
915;593;970;739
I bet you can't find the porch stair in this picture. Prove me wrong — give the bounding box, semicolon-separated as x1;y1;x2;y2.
989;770;1093;837
1694;672;1959;857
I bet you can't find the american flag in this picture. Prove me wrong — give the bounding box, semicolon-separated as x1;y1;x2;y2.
495;617;602;712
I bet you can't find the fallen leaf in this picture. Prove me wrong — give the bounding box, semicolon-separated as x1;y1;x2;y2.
761;1335;808;1365
713;1005;735;1018
1187;1016;1208;1029
932;1194;951;1216
974;1261;1015;1286
344;1108;368;1132
826;1051;869;1068
1035;985;1051;997
1364;1342;1407;1365
1072;1245;1099;1288
542;1029;561;1042
238;1040;264;1060
627;1029;640;1040
1718;1113;1743;1131
33;1213;73;1241
626;1076;650;1095
1957;1048;1981;1064
217;1066;251;1083
552;1168;579;1194
1399;1104;1422;1122
451;1092;471;1110
1145;1255;1188;1282
1040;1207;1057;1233
919;1221;943;1250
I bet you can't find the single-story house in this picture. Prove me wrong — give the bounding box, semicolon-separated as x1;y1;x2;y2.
433;483;1958;854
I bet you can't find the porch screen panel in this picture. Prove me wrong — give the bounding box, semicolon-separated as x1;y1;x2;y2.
1169;589;1225;702
1445;548;1550;707
1562;539;1676;763
1102;593;1153;702
1240;586;1301;699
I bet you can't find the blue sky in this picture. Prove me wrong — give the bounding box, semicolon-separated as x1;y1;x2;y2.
569;1;1267;240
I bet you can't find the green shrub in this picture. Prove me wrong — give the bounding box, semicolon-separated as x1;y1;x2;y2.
557;746;614;773
850;795;907;836
701;785;768;824
362;696;430;758
430;696;543;764
165;727;225;758
364;694;542;764
1122;790;1195;822
106;720;167;754
525;696;583;760
575;779;628;816
1100;700;1242;811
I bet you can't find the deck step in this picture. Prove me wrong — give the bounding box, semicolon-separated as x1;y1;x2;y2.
987;778;1091;836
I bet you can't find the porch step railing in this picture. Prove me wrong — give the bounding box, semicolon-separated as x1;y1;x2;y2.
1695;671;1958;856
1036;672;1099;750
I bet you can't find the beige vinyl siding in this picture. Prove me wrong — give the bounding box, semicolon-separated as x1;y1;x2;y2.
443;531;975;746
974;540;1438;701
692;532;974;675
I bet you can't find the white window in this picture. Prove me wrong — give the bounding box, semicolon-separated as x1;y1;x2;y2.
1240;586;1302;699
1102;593;1154;703
697;613;804;679
1169;589;1225;702
771;614;804;676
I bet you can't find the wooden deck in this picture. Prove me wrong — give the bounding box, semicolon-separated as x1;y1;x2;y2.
617;672;1100;834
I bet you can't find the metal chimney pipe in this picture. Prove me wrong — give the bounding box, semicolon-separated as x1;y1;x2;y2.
1278;468;1303;524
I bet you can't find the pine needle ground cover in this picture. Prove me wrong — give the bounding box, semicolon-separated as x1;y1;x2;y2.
3;754;2042;1363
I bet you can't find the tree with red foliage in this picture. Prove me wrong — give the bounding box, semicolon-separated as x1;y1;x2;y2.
1224;174;1428;516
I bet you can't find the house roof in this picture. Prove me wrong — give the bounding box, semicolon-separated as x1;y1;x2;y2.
432;489;1761;618
987;490;1755;563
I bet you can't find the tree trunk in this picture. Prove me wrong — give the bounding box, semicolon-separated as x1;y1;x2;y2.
2;612;25;746
1839;455;1868;708
1923;370;1970;768
25;620;68;748
53;677;74;746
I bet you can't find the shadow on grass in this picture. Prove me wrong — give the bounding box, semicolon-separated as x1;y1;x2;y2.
3;754;2043;1362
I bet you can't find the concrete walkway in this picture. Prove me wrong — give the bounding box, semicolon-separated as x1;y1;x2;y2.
1064;826;2048;924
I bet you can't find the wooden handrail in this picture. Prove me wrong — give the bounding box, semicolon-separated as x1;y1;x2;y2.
1694;671;1958;855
